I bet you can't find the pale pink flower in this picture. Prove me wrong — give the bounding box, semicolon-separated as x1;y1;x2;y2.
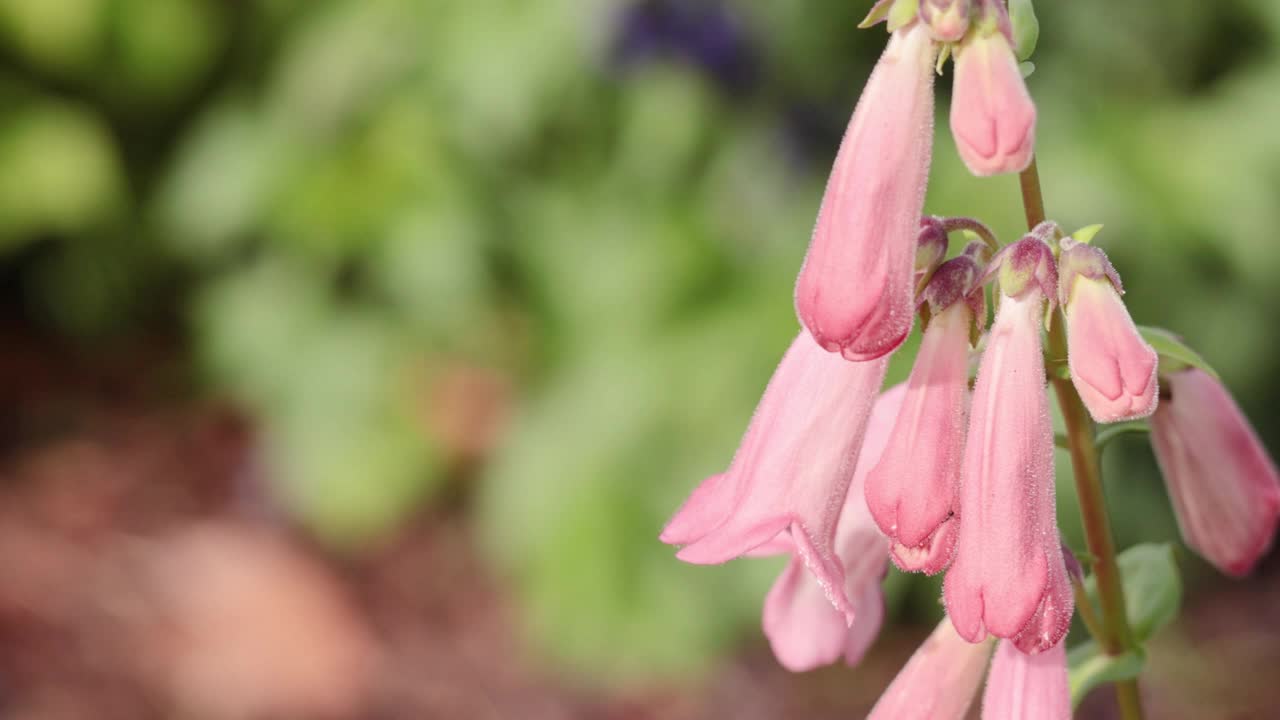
981;640;1071;720
868;618;994;720
1150;368;1280;576
950;29;1035;176
795;21;936;361
661;330;888;621
866;255;984;574
762;385;905;671
1060;238;1158;423
944;236;1072;650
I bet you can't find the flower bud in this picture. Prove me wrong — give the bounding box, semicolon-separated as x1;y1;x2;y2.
920;0;970;42
915;217;950;279
1059;239;1158;423
986;230;1057;302
796;22;937;361
1150;369;1280;577
949;24;1035;176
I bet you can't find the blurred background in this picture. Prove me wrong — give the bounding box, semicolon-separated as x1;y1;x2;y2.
0;0;1278;718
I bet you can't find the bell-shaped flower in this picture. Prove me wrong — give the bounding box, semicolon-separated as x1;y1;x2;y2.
1150;368;1280;576
949;6;1035;177
868;618;994;720
1060;237;1158;423
795;21;937;361
867;253;985;574
981;640;1070;720
944;233;1072;648
762;384;904;671
661;330;889;621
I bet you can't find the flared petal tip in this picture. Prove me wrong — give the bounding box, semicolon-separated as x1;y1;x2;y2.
890;518;958;575
1217;494;1280;578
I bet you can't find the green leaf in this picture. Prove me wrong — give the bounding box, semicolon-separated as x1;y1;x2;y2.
1138;326;1220;380
1067;641;1145;708
1083;543;1182;644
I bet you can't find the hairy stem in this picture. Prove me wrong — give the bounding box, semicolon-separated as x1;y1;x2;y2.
1018;158;1145;720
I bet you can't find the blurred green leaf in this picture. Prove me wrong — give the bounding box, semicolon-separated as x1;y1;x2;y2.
1139;325;1219;379
0;102;123;245
1067;640;1145;709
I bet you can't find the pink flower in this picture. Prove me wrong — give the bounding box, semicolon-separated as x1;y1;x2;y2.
949;28;1035;176
866;255;984;574
1060;238;1158;423
944;236;1072;650
868;616;1069;720
661;330;888;621
1150;368;1280;576
762;385;905;671
868;618;994;720
981;640;1071;720
795;21;936;361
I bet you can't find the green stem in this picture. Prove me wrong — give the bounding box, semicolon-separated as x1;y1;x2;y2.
1018;158;1145;720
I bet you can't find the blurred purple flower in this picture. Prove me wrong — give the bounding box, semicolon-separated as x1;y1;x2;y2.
613;0;759;94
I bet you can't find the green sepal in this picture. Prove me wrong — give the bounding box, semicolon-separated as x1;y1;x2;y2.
1138;326;1220;380
1071;224;1105;245
936;42;952;74
1067;641;1146;709
858;0;894;29
1009;0;1039;60
887;0;921;32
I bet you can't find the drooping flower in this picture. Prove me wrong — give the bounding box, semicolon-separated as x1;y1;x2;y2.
661;330;888;621
1060;237;1158;423
795;20;937;361
944;232;1073;649
762;384;905;671
981;640;1071;720
866;248;986;574
868;618;994;720
949;1;1035;177
1150;368;1280;576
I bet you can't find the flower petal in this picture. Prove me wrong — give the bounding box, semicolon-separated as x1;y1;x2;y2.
1151;368;1280;576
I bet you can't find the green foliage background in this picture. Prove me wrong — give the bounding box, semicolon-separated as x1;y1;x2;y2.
1;0;1278;685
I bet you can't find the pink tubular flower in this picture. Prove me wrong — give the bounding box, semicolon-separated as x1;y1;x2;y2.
762;385;905;671
949;24;1035;176
868;618;994;720
1060;238;1158;423
944;235;1073;650
866;254;985;574
1150;368;1280;577
981;640;1070;720
661;330;888;621
795;21;936;361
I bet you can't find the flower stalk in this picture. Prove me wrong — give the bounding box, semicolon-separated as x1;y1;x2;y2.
1019;158;1145;720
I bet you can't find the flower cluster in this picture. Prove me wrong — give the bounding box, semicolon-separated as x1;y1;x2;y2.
662;0;1280;715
